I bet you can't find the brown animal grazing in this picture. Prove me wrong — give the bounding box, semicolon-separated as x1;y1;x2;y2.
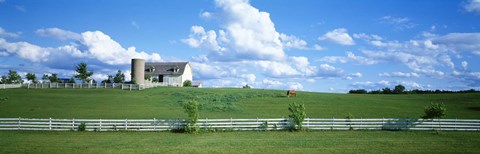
287;90;297;97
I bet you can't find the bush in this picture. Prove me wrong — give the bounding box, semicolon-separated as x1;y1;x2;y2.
78;122;86;131
348;89;367;94
183;100;199;133
346;112;354;130
422;103;446;119
183;80;192;87
288;102;306;131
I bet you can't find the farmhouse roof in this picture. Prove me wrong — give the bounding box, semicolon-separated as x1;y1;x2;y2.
144;62;189;75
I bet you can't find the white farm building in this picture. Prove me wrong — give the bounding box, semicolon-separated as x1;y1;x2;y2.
131;59;195;87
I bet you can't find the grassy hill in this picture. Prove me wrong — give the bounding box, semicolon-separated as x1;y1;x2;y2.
0;87;479;119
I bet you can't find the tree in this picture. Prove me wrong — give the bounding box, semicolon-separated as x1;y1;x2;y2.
183;80;192;87
393;84;406;94
67;77;76;83
49;74;59;83
422;103;446;119
74;62;93;83
0;75;7;84
349;89;367;94
382;87;392;94
288;102;307;131
183;100;199;133
42;74;49;83
26;73;38;84
144;74;152;81
113;70;125;83
6;70;23;84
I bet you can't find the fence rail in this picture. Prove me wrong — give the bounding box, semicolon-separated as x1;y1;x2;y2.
1;118;479;131
0;84;22;89
0;83;170;90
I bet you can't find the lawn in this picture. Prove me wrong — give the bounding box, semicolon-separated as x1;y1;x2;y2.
1;88;479;153
0;87;479;119
0;131;479;153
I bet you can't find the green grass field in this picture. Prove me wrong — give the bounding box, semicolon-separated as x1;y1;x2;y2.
0;87;479;119
1;131;479;153
1;87;479;153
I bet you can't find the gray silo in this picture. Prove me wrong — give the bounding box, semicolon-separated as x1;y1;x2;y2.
131;58;145;84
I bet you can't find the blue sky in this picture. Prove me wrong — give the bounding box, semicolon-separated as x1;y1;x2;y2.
1;0;480;92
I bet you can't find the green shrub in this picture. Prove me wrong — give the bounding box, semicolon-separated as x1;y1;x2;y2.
260;121;268;131
346;113;354;130
346;112;354;119
183;100;199;134
183;80;192;87
78;122;86;131
288;102;306;131
422;103;446;119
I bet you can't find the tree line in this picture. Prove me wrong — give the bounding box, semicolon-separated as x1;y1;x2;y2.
0;62;126;84
349;84;479;94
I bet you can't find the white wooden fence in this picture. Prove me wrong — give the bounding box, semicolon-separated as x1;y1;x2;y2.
1;118;479;131
17;83;167;90
0;84;22;89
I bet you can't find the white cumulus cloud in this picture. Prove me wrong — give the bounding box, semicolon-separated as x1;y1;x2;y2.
36;27;82;40
0;27;20;38
464;0;480;14
318;28;355;46
279;33;308;50
184;0;285;61
0;28;162;68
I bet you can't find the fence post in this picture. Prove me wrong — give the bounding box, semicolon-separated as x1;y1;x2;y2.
99;119;102;131
27;83;30;89
72;118;75;130
49;117;52;130
306;118;309;129
230;117;233;129
438;119;442;131
153;118;156;131
18;117;21;130
332;117;334;130
360;117;363;128
431;119;434;130
454;118;457;131
125;119;128;131
206;118;209;129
